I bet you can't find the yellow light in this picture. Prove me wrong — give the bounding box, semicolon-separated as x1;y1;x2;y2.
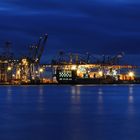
128;71;134;77
98;71;103;76
22;59;28;65
77;69;80;75
32;76;35;80
17;70;20;75
39;68;43;73
71;65;77;70
7;66;12;71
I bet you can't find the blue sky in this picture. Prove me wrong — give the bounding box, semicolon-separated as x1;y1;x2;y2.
0;0;140;62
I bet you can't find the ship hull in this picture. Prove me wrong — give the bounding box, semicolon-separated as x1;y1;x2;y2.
56;69;139;84
57;79;138;85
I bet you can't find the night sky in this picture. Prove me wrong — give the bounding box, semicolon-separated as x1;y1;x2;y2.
0;0;140;62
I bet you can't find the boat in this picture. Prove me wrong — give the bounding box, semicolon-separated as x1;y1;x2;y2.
55;64;139;84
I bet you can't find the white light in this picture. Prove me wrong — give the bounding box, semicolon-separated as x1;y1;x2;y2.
98;71;103;76
17;70;20;75
7;66;12;71
112;70;117;76
128;71;134;77
71;65;77;70
77;69;80;75
39;68;43;73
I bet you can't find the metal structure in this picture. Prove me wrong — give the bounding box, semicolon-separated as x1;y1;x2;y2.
0;34;139;84
0;34;48;84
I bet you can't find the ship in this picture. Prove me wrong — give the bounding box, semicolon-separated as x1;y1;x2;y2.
50;51;140;84
55;63;139;84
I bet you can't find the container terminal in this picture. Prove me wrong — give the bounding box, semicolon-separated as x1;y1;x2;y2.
0;33;139;85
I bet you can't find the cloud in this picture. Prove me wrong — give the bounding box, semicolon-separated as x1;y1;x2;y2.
0;0;140;63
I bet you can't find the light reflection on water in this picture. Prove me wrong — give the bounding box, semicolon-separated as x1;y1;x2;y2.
128;85;134;103
70;86;81;136
1;85;140;140
38;86;44;103
38;86;44;112
7;86;12;102
98;87;104;114
128;85;135;115
71;86;81;105
98;87;103;103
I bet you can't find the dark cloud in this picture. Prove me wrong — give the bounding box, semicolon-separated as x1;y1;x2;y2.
0;0;140;63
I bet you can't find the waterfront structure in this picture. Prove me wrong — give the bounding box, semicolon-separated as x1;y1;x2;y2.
54;64;137;84
0;34;139;84
0;34;48;84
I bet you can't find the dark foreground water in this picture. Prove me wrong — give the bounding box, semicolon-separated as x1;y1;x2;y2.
0;85;140;140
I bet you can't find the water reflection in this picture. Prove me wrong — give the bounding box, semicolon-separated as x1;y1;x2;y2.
39;86;43;95
129;85;133;94
71;86;81;107
7;86;12;102
128;85;134;104
38;86;45;112
1;85;140;140
71;86;81;104
98;87;104;114
128;85;135;116
71;86;81;95
69;86;82;139
98;87;103;104
39;86;44;103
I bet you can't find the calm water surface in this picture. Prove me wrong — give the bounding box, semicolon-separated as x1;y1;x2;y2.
0;85;140;140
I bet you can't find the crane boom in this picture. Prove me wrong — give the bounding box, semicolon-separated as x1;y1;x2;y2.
35;34;48;63
33;37;42;61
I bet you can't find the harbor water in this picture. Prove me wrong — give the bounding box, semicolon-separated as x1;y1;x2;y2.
0;85;140;140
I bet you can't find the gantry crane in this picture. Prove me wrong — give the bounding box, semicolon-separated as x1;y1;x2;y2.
32;34;48;64
28;34;48;82
28;34;48;64
16;34;48;83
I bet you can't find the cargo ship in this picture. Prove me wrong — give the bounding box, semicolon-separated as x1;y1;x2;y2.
55;64;139;84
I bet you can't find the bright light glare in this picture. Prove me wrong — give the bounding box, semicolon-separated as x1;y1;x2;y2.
77;69;80;75
39;68;43;73
17;70;20;75
128;71;134;77
71;65;77;70
98;71;103;76
7;66;12;71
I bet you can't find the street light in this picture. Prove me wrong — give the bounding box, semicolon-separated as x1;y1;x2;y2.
7;66;12;71
39;68;43;73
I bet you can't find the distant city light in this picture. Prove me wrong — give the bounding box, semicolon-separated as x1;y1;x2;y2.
17;70;20;75
71;65;77;70
98;71;103;76
39;68;43;73
77;69;80;75
7;66;12;71
22;59;28;65
128;71;135;77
